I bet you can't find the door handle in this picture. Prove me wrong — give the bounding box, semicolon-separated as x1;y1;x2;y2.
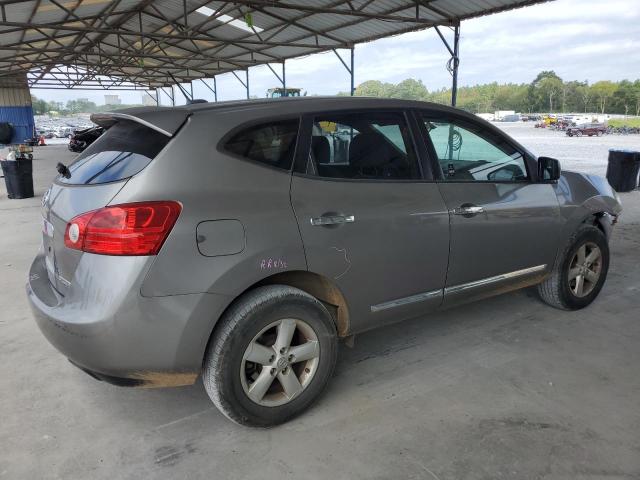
452;204;484;216
310;215;355;226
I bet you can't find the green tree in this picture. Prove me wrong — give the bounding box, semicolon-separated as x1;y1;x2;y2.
48;100;65;113
66;98;98;113
537;76;563;112
355;80;394;97
31;95;50;115
590;81;617;114
612;80;635;116
575;83;591;112
349;74;639;115
391;78;429;100
529;71;563;112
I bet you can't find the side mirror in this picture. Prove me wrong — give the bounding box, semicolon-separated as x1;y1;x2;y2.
537;156;561;182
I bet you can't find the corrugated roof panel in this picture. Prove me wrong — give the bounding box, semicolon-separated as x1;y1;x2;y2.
0;0;554;88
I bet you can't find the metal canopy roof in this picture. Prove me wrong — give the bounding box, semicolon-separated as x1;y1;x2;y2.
0;0;551;91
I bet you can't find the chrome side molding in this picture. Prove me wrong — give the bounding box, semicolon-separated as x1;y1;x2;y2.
445;264;547;295
371;289;442;313
370;264;547;313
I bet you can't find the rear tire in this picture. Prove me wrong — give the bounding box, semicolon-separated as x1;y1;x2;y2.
538;224;609;310
203;285;338;427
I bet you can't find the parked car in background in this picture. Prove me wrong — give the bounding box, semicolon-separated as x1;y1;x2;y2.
566;123;607;137
68;126;104;152
28;98;622;427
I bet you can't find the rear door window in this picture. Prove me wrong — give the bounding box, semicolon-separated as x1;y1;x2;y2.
59;121;169;185
223;119;299;170
308;112;420;180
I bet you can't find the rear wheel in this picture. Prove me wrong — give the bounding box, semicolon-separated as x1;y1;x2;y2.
538;224;609;310
203;285;338;427
576;130;583;137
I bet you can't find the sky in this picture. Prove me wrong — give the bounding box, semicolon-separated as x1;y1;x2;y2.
32;0;640;106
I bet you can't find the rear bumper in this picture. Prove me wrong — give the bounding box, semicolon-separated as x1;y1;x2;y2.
27;251;232;387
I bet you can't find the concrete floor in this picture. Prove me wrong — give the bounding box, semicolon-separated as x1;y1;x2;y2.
1;144;639;480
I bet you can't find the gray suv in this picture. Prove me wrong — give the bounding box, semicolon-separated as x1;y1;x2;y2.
27;97;622;426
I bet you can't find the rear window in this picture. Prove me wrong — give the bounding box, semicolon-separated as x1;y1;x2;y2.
59;121;169;185
223;119;299;170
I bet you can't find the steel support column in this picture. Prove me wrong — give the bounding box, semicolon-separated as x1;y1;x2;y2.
168;72;192;103
266;62;286;93
144;89;158;106
350;48;355;96
333;47;355;96
232;70;249;99
200;77;217;102
451;25;460;107
435;25;460;107
282;61;286;96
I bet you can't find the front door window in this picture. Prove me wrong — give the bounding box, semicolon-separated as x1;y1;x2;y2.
423;118;528;182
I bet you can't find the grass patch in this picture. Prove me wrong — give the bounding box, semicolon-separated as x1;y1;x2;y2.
608;117;640;128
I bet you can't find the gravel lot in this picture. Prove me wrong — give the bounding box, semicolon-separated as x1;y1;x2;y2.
1;125;639;480
498;122;640;176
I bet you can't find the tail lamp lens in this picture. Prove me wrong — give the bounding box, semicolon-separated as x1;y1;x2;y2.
64;201;181;255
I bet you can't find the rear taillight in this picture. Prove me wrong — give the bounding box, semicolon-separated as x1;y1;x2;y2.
64;201;181;256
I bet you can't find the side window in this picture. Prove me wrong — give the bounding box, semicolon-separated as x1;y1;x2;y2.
308;112;420;180
223;119;299;170
423;117;528;182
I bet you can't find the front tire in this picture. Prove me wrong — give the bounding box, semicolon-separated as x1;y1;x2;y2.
538;224;609;310
203;285;338;427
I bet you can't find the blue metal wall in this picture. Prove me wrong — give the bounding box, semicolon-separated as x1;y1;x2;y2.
0;106;35;144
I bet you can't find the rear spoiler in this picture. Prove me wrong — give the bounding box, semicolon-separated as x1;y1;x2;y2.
91;107;190;137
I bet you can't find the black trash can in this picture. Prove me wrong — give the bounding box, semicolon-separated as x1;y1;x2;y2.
606;149;640;192
1;158;34;199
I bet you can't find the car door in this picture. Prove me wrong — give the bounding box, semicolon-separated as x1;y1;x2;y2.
416;112;563;306
290;110;450;333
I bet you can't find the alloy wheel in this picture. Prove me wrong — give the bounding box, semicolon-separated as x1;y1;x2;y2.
568;242;602;297
241;318;320;407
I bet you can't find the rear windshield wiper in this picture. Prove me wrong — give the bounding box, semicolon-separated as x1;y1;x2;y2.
56;162;71;179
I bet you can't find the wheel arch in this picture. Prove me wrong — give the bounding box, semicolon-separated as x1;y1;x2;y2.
205;270;351;353
253;270;350;337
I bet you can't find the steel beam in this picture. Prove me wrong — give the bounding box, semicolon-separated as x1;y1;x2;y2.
200;77;218;102
435;25;460;107
232;70;250;99
227;1;436;23
333;48;355;96
451;25;460;107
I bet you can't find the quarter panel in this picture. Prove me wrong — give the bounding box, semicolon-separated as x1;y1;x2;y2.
108;111;307;297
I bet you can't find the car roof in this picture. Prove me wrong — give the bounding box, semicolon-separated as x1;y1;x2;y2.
90;96;535;159
93;97;474;135
113;96;470;119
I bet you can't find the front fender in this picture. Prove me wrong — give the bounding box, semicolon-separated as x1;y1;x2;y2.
554;171;622;243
